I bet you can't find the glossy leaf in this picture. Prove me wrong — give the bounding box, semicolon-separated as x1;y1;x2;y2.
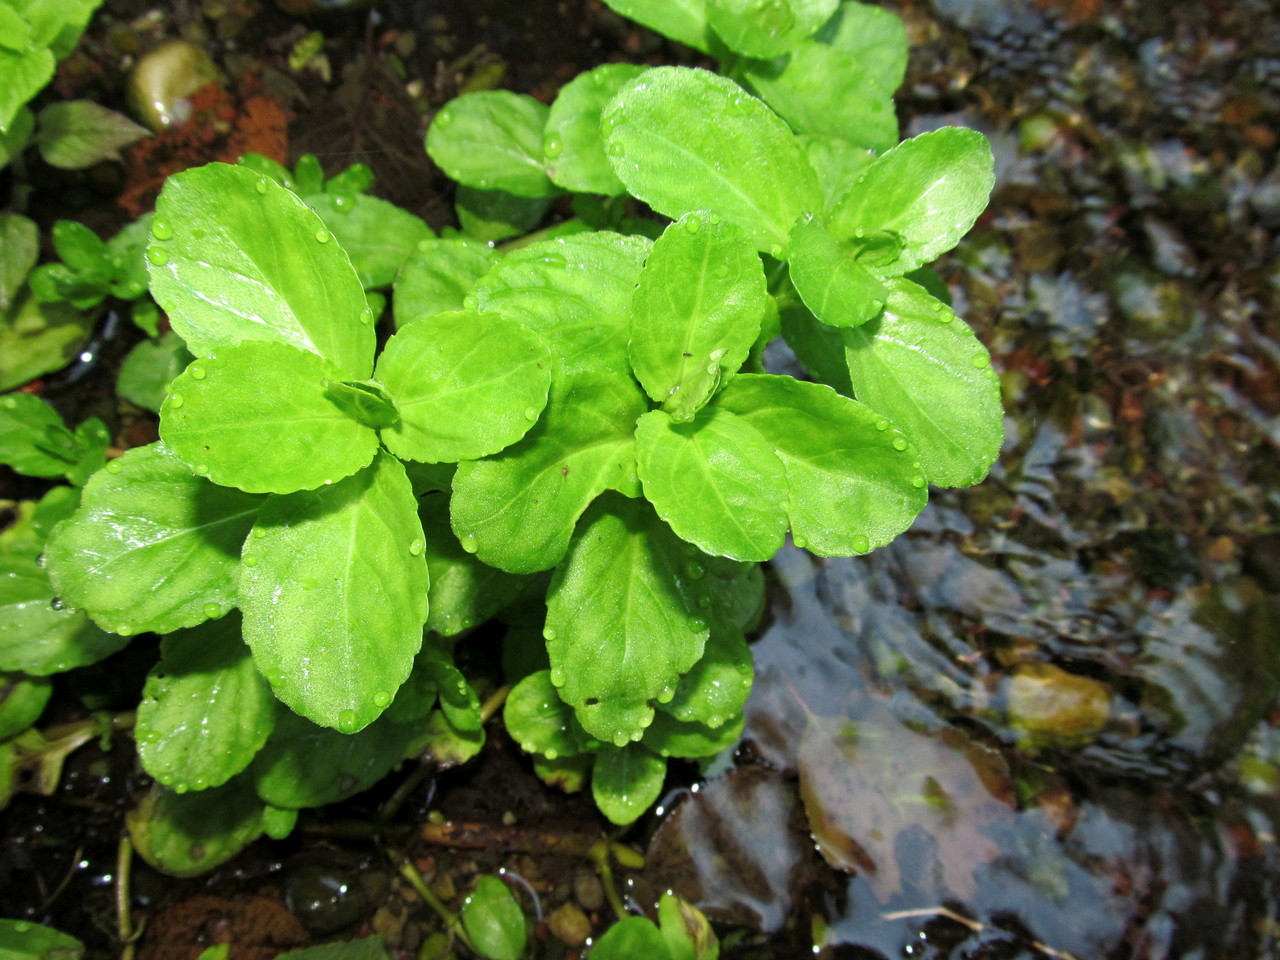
787;214;885;328
461;876;527;960
470;233;650;374
545;496;709;743
0;46;54;137
635;408;788;561
375;310;551;463
545;63;646;195
798;134;875;214
644;710;744;758
815;0;909;92
0;293;92;393
0;212;37;310
392;238;497;329
592;742;668;825
455;185;552;243
598;0;711;51
160;342;379;494
602;67;822;254
0;673;51;740
827;127;995;276
44;443;264;636
778;295;853;394
451;369;646;574
148;162;374;378
662;626;753;728
504;669;593;760
117;331;193;413
0;919;83;959
425;658;482;732
240;451;427;733
842;278;1003;487
136;614;276;791
590;916;670;959
127;777;265;878
35;100;149;169
277;937;391;960
658;893;720;960
426;91;555;197
0;393;79;477
629;213;767;421
414;707;485;768
709;0;837;58
306;192;433;290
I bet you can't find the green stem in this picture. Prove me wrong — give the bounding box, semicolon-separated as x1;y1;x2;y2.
479;685;510;723
399;859;478;955
590;840;630;922
117;835;138;960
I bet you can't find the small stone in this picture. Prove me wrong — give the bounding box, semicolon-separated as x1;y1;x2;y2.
1006;663;1111;750
572;870;604;912
547;902;591;947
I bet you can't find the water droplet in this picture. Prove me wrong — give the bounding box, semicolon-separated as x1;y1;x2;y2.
612;732;629;747
107;461;122;474
242;555;258;567
630;730;644;742
543;626;558;641
203;602;221;618
151;219;173;240
402;537;423;558
685;215;701;233
544;132;563;158
854;226;865;238
373;691;391;708
606;141;624;157
173;782;189;794
194;463;208;475
550;667;565;686
544;748;558;760
333;195;350;210
708;212;721;224
255;178;269;194
50;597;66;611
853;535;870;553
690;617;707;632
972;354;990;368
460;534;479;554
524;407;539;421
462;294;478;310
912;476;925;488
167;393;184;409
769;244;784;258
252;528;267;539
793;534;808;549
874;418;889;431
337;709;357;732
686;561;705;580
892;437;908;451
602;115;619;131
315;229;330;243
146;247;168;266
189;364;206;380
435;109;453;127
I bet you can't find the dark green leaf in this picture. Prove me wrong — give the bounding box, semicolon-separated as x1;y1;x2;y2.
661;625;752;728
455;186;552;243
778;294;853;393
644;710;744;757
35;100;148;168
276;937;392;960
126;776;265;878
0;919;84;960
0;213;38;311
0;673;52;740
461;876;527;960
116;331;194;413
426;91;555;197
592;742;667;825
0;293;93;392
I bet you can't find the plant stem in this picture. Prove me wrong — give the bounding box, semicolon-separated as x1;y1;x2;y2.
116;835;137;960
399;859;478;954
590;840;629;922
479;685;510;723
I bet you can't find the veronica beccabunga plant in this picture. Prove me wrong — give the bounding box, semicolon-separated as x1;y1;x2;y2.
35;0;1002;853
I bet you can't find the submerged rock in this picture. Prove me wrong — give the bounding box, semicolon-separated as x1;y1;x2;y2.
127;40;220;131
1006;662;1112;750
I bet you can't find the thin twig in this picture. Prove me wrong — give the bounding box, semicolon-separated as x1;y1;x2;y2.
879;906;1082;960
399;859;477;955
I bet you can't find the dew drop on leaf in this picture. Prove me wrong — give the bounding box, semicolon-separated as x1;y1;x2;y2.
912;476;925;488
549;667;565;686
50;597;65;611
686;561;706;580
146;247;168;266
202;602;220;618
337;709;358;732
543;626;558;641
315;229;330;244
435;109;453;127
793;535;808;548
242;555;258;567
460;534;479;554
874;418;889;431
606;142;625;157
972;354;990;368
360;307;374;325
544;132;563;158
685;215;701;233
408;539;425;556
613;732;629;747
690;617;707;632
167;393;184;409
150;219;173;240
892;437;908;451
523;407;539;421
697;594;711;609
107;462;122;474
255;178;269;195
853;535;870;553
189;364;206;380
252;528;267;539
333;195;350;210
373;691;391;708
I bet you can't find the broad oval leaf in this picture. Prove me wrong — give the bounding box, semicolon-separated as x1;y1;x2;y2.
0;393;78;478
787;214;886;329
827;127;995;276
160;342;379;494
798;134;874;215
375;310;551;463
0;673;51;740
126;777;265;878
461;876;528;960
545;496;709;743
470;232;650;375
136;613;276;791
240;451;428;732
635;408;788;562
0;919;83;959
450;369;646;574
0;47;55;139
661;625;753;728
629;213;767;421
44;442;264;636
602;67;822;254
504;669;593;760
644;709;744;758
545;63;646;195
589;917;670;959
716;373;927;553
117;330;193;413
148;162;374;378
842;279;1003;487
815;0;909;92
708;0;837;58
592;743;668;825
597;0;711;51
426;91;555;198
393;238;497;329
306;192;433;290
35;100;149;169
658;893;720;960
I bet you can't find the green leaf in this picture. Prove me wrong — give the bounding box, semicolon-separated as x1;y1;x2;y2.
815;0;908;92
787;214;885;329
0;104;34;169
306;192;433;290
375;310;551;463
0;919;84;960
450;369;646;574
591;917;670;960
797;134;874;214
703;555;766;634
414;707;485;768
35;100;149;168
545;496;709;743
0;213;38;311
602;67;822;254
504;669;593;760
0;46;54;137
136;614;276;791
117;331;193;413
643;710;743;757
148;162;374;378
252;706;414;807
545;63;646;195
715;373;926;552
629;213;767;422
739;40;897;151
531;753;592;792
44;442;265;636
658;893;719;960
324;378;399;430
261;804;298;840
0;673;51;740
0;393;79;477
21;0;104;59
426;91;555;197
827;127;995;276
470;232;650;374
425;657;482;732
461;876;527;960
0;293;92;392
708;0;836;58
276;937;392;960
455;186;552;243
240;451;427;733
842;278;1003;487
635;408;788;561
393;239;497;329
599;0;711;50
64;417;108;487
160;342;379;494
661;626;752;728
127;776;264;877
592;742;667;825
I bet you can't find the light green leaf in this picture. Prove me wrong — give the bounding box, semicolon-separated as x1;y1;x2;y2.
827;127;995;276
44;442;264;635
603;67;822;255
21;0;104;58
277;937;391;960
240;451;427;733
461;876;527;960
126;776;264;878
450;369;646;574
589;917;669;960
35;100;149;168
306;192;433;290
545;63;646;195
708;0;836;58
629;213;767;422
160;342;379;494
0;45;54;137
659;893;719;960
426;91;555;197
545;496;709;743
0;212;37;310
455;185;552;243
0;292;92;392
117;331;193;413
0;673;52;740
798;134;874;214
136;614;276;791
0;919;84;959
635;408;788;561
704;555;766;634
842;278;1003;487
425;658;481;732
413;707;485;768
739;40;897;151
591;743;667;825
148;162;374;377
252;705;414;808
504;669;593;760
815;0;908;92
644;710;743;757
375;310;551;463
392;238;497;329
0;393;79;477
787;214;885;328
598;0;711;50
470;232;650;374
716;373;927;552
531;753;593;792
0;103;34;169
777;293;851;393
661;625;752;728
64;417;108;487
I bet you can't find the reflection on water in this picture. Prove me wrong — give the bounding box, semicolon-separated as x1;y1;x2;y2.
650;0;1280;955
